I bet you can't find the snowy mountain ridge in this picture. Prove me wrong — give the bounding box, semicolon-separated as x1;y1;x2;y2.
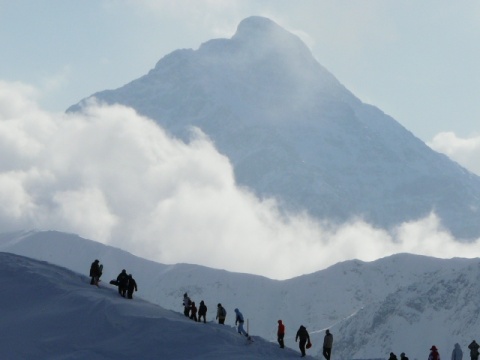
2;230;478;359
68;16;480;239
1;251;309;359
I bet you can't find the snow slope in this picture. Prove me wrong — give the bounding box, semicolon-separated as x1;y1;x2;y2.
67;16;480;239
2;230;479;359
1;252;315;359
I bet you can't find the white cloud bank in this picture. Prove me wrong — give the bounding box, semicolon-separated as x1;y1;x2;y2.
428;131;480;176
1;80;480;279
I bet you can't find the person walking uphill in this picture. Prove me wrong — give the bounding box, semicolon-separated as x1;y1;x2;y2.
429;346;441;360
469;341;479;360
198;300;207;323
116;269;128;297
216;303;226;324
234;308;249;338
277;320;285;349
295;325;311;358
89;259;102;286
183;293;191;317
323;329;333;360
126;274;137;299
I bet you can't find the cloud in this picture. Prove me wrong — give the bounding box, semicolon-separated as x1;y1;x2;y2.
428;131;480;176
1;81;480;279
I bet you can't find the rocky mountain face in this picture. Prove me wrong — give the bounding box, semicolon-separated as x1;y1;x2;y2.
68;16;480;239
2;231;479;359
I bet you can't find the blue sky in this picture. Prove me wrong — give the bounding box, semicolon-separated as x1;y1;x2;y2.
1;0;480;278
1;0;479;141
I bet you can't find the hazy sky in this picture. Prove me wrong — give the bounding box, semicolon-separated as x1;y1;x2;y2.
1;0;479;141
1;1;480;278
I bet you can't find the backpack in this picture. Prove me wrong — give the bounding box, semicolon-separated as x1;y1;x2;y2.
221;307;226;317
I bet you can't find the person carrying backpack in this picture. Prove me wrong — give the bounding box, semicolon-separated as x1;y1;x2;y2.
126;274;137;299
116;269;128;297
198;300;207;323
216;303;226;324
429;345;441;360
183;293;191;317
89;259;101;286
469;341;479;360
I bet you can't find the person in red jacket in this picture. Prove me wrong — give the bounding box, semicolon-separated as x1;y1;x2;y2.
277;320;285;348
190;301;198;322
429;345;441;360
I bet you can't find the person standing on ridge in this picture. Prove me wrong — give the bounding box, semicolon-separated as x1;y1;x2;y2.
116;269;128;297
277;320;285;348
469;341;479;360
126;274;137;299
234;308;249;338
452;343;463;360
198;300;207;323
183;293;191;317
389;353;398;360
216;303;226;324
429;345;441;360
295;325;311;357
400;352;409;360
323;329;333;360
89;259;101;286
190;301;198;322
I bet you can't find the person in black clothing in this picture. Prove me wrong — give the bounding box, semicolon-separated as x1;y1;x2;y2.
389;352;398;360
469;341;480;360
295;325;311;357
117;269;128;297
89;259;101;286
400;352;409;360
126;274;137;299
198;300;207;323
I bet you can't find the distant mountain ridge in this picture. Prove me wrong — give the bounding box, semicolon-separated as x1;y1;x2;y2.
68;16;480;239
2;230;479;359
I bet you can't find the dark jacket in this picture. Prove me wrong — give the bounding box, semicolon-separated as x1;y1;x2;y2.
117;271;128;287
90;261;100;277
127;276;137;292
296;326;310;342
198;301;207;316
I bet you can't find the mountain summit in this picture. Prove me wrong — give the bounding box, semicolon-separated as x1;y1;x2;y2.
68;16;480;239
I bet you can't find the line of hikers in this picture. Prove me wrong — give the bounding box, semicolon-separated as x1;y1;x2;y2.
89;260;138;299
183;292;334;357
389;340;480;360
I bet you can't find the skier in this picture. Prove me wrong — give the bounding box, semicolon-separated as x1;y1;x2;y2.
216;303;226;324
277;320;285;348
234;308;249;338
183;293;191;317
323;329;333;360
190;301;198;322
469;341;479;360
116;269;128;297
295;325;311;358
452;343;463;360
89;259;101;286
198;300;207;323
429;346;441;360
126;274;137;299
